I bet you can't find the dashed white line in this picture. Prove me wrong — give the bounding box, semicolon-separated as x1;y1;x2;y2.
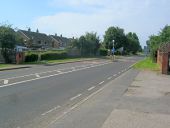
41;106;61;116
35;74;40;78
70;94;82;101
4;80;9;84
107;77;112;80
48;76;112;126
0;62;111;88
99;81;104;85
87;86;96;91
113;74;117;77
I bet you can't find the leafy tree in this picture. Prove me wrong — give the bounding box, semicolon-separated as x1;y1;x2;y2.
147;25;170;61
126;32;141;54
104;26;126;50
70;32;100;56
0;25;17;63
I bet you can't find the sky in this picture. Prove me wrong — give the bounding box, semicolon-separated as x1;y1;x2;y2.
0;0;170;47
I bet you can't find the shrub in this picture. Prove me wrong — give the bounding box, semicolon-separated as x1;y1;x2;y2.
25;53;38;62
41;51;68;60
99;48;107;56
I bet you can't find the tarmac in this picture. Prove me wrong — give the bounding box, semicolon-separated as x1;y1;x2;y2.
102;70;170;128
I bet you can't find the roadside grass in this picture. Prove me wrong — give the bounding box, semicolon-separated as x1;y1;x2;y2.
46;57;96;64
133;57;160;71
23;57;102;65
0;64;15;69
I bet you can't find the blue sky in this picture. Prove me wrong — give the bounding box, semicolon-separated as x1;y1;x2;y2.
0;0;170;47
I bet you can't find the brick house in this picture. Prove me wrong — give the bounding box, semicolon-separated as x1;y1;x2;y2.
157;42;170;74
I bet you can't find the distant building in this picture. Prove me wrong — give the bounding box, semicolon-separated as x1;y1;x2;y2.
50;35;71;49
18;29;71;50
18;29;53;49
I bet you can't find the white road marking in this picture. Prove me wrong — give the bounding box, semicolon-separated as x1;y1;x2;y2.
107;77;112;80
48;75;113;126
87;86;96;91
35;74;40;78
4;80;9;84
41;106;61;116
0;62;111;88
70;94;82;101
57;71;62;73
113;74;117;77
99;81;104;85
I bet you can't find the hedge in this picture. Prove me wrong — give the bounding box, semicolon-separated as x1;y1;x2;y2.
25;53;38;62
41;51;68;60
99;48;107;56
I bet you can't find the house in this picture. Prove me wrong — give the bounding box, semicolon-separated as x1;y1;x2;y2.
18;29;71;50
18;29;56;49
157;42;170;74
50;34;71;49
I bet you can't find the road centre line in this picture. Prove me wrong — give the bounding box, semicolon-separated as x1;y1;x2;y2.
70;94;82;101
0;62;111;88
107;77;112;80
4;80;9;84
48;74;114;126
87;86;96;91
99;81;105;85
41;106;61;116
35;74;40;78
113;74;117;77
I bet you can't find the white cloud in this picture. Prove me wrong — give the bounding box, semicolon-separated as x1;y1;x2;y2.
32;0;170;47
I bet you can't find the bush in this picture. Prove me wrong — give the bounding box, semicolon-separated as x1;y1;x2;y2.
41;51;68;60
25;53;38;62
99;48;107;56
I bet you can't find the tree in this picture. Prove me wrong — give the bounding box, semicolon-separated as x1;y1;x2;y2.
0;25;17;63
70;32;100;56
104;26;126;50
147;25;170;61
126;32;141;54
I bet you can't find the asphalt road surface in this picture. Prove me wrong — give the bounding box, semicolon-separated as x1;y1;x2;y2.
0;56;142;128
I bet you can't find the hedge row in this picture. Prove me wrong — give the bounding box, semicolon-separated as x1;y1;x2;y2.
25;53;38;62
99;48;107;56
24;51;68;62
41;52;67;60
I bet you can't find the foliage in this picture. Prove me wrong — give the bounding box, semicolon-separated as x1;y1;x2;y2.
41;51;68;60
134;57;160;71
0;25;17;63
25;53;38;62
103;26;141;54
71;32;100;56
99;48;107;56
147;25;170;61
126;32;141;54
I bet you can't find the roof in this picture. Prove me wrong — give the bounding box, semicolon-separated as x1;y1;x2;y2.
50;35;71;45
19;30;52;43
159;42;170;53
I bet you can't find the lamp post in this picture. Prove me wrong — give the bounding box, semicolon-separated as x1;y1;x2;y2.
112;40;115;61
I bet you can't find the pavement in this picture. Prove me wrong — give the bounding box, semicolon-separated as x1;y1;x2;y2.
0;56;142;128
49;70;170;128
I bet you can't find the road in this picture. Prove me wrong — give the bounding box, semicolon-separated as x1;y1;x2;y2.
0;56;142;128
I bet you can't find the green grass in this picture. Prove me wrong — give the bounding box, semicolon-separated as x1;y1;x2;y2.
134;57;160;71
46;58;95;64
0;64;15;69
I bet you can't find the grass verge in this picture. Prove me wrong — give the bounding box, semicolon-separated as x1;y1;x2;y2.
133;57;160;71
0;64;15;69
